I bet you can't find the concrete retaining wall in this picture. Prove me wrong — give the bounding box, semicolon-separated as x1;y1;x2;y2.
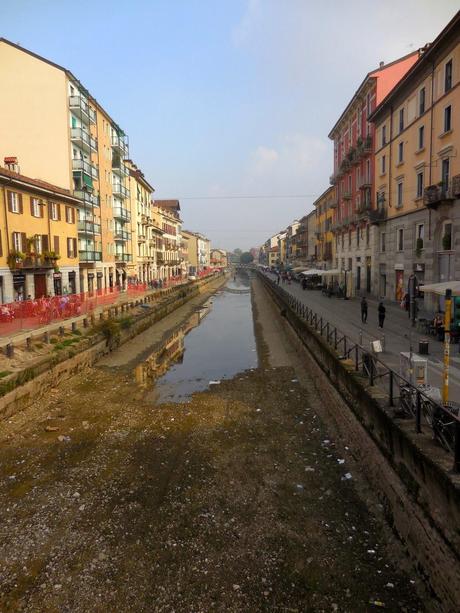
260;273;460;612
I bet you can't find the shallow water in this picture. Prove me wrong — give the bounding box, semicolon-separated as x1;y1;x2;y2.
147;279;257;403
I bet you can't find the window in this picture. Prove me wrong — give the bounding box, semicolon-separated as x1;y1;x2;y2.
357;227;360;248
381;125;387;146
442;221;452;251
444;105;452;133
416;224;424;250
397;228;404;251
54;236;60;255
416;171;424;198
65;206;75;224
398;141;404;163
418;125;424;150
419;87;426;115
7;191;21;214
12;232;23;252
399;108;404;133
445;59;452;92
381;232;386;252
341;233;344;248
67;238;77;258
397;181;403;208
348;230;351;247
442;158;450;190
381;155;386;174
50;202;60;221
31;198;41;218
366;224;370;246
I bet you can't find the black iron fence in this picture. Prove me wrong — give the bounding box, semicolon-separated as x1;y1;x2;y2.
259;271;460;472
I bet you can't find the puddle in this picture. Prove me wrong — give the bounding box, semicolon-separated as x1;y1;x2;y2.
137;281;257;404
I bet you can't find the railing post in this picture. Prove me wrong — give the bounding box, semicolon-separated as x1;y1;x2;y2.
369;356;374;386
454;421;460;473
320;317;323;334
344;336;347;357
326;322;329;343
389;371;394;406
334;328;337;350
355;345;359;371
415;390;422;433
359;329;363;346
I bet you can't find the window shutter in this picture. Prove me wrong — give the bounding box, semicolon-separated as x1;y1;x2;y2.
41;200;45;218
7;191;12;212
57;203;61;221
30;197;34;216
72;208;76;224
67;238;70;258
18;193;23;214
54;236;60;255
42;235;49;252
73;238;77;257
21;232;27;252
0;230;2;257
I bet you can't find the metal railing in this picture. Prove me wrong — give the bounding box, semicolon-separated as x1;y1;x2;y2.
260;272;460;471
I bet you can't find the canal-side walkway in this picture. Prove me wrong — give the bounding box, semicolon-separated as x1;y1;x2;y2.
263;271;460;400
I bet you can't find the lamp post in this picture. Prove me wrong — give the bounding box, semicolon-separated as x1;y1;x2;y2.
408;273;418;327
442;288;452;404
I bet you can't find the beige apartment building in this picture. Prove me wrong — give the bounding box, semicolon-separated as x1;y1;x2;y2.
370;12;460;310
0;38;132;294
154;201;183;281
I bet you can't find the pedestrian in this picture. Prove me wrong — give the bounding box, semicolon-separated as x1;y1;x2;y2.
360;296;368;323
302;277;307;291
277;274;280;285
378;301;386;328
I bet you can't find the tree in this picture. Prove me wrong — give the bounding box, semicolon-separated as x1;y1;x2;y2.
240;252;254;264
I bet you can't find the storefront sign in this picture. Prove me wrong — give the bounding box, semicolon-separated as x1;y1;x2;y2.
414;263;425;272
53;272;62;279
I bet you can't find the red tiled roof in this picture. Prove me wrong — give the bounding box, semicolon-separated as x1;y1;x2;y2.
0;166;79;202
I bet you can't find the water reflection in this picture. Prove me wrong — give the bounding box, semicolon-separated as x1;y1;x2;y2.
136;284;257;404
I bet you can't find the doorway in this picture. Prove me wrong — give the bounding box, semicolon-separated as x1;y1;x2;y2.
34;274;47;299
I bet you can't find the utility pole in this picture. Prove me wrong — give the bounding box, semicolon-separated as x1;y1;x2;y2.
409;273;418;327
442;288;452;404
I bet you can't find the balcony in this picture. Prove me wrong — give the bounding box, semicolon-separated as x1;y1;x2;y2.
79;250;102;262
69;95;90;124
357;135;373;158
423;181;456;208
342;191;352;200
329;197;338;209
113;206;131;222
111;134;129;157
368;208;387;224
78;220;101;235
114;228;129;241
74;190;100;208
115;253;132;263
70;127;97;153
112;183;130;199
156;252;165;262
72;158;98;180
21;256;54;270
112;155;129;177
138;234;146;243
358;178;372;190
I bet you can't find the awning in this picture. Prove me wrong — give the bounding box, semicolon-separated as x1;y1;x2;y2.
420;281;460;296
299;269;325;276
83;173;93;189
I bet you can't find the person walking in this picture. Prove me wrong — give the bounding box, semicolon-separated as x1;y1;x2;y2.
360;297;368;323
277;274;281;285
378;301;386;328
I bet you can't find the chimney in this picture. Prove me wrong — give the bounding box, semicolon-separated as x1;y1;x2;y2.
379;61;385;69
4;157;20;173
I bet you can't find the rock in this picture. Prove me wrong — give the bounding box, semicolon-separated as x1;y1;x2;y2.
44;426;58;432
73;492;80;498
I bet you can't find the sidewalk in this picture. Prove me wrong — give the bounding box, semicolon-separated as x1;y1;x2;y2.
264;272;460;401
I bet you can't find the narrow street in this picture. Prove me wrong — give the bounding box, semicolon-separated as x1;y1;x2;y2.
0;277;424;612
264;272;460;401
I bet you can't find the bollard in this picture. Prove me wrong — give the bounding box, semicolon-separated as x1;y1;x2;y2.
43;331;50;344
26;337;32;351
6;343;14;358
71;322;77;333
59;326;65;337
121;304;125;313
114;306;119;316
83;318;89;328
90;315;95;326
99;312;104;321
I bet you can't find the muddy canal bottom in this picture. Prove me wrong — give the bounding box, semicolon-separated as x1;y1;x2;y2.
0;278;424;612
143;285;257;404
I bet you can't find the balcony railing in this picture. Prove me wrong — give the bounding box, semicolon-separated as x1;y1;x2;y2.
70;127;97;152
69;96;90;123
111;134;129;157
342;191;352;200
112;183;130;199
114;229;129;241
113;206;131;222
112;156;129;177
72;158;98;179
78;220;101;234
74;190;100;208
424;176;460;207
79;250;102;262
358;178;372;190
138;234;146;243
115;253;132;263
368;208;387;224
329;197;338;209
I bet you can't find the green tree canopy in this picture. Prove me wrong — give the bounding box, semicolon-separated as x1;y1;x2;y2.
240;252;254;264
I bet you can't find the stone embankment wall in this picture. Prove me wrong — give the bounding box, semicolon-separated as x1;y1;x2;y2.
259;273;460;613
0;274;226;419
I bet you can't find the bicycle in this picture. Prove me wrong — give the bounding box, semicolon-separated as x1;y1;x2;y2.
432;402;459;453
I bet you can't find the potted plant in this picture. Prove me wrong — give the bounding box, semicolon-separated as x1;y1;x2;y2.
7;250;25;269
415;237;423;257
44;250;60;263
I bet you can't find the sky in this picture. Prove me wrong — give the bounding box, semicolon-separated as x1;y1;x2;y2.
1;0;458;250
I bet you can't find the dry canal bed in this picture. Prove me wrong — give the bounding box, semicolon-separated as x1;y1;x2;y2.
0;278;423;612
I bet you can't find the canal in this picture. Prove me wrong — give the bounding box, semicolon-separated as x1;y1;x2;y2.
0;274;426;612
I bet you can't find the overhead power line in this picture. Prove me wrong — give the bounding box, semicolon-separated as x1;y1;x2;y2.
177;194;319;200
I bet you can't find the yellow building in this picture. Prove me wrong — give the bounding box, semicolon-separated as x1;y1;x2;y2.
313;187;336;269
0;163;80;302
125;161;163;284
370;12;460;305
210;249;228;269
154;201;183;281
0;37;133;294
